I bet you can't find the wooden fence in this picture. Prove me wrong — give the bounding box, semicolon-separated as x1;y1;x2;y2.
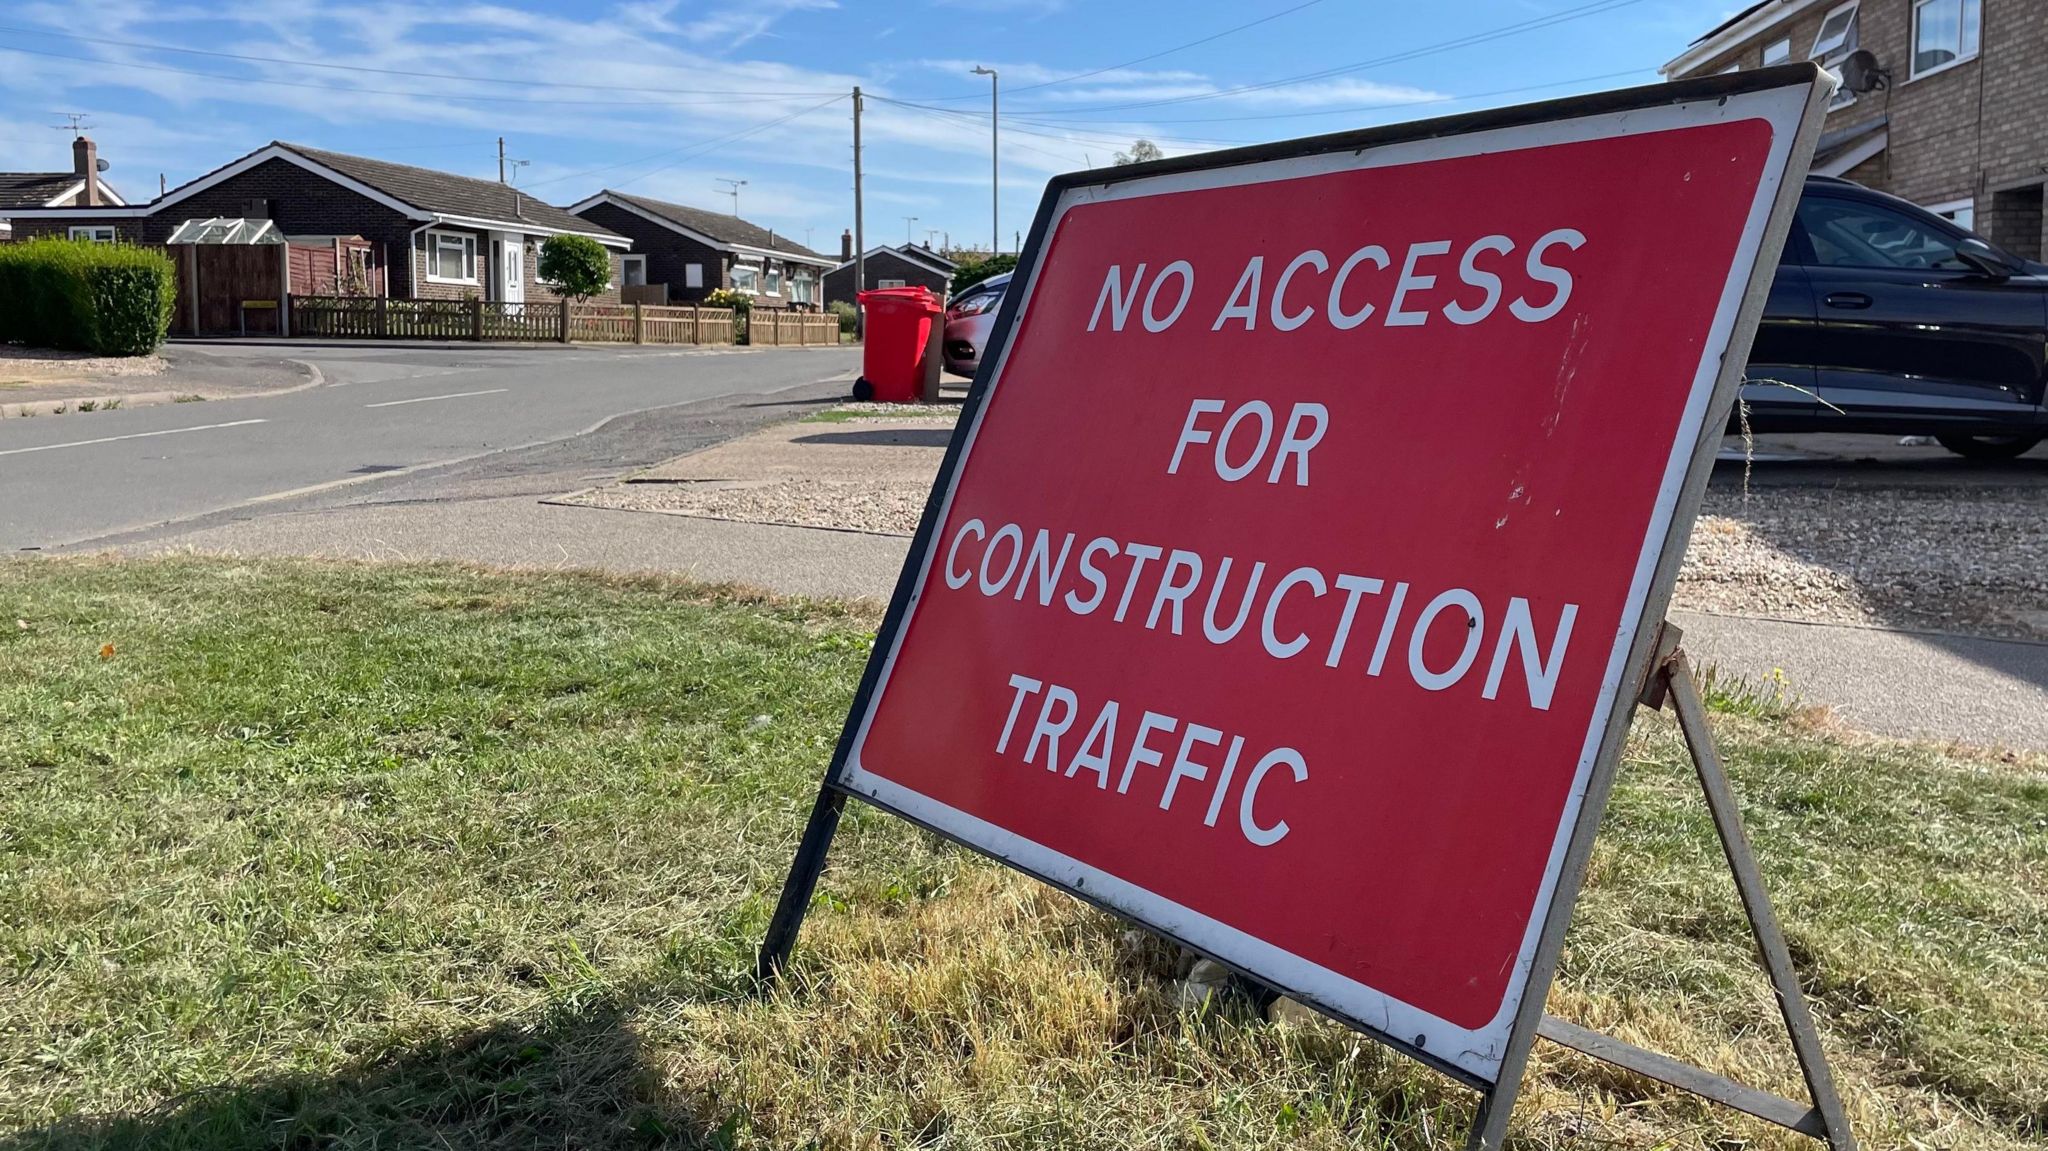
748;310;840;347
289;297;739;346
567;303;736;345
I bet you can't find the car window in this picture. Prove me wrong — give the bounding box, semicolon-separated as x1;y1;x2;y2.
1798;197;1969;271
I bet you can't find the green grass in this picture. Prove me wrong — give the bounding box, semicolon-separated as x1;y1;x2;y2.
1;557;2041;1150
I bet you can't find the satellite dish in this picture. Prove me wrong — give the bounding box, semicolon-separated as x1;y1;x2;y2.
1840;49;1889;93
95;157;110;172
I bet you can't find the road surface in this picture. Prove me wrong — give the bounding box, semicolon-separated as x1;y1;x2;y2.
1;342;857;552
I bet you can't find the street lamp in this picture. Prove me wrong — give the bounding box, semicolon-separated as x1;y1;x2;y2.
972;65;998;255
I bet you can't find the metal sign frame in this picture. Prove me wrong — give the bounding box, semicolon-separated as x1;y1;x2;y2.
759;65;1850;1150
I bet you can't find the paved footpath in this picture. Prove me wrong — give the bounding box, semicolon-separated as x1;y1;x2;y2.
118;494;2048;751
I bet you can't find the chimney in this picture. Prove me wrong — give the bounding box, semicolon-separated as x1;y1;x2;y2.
73;136;99;206
840;228;853;262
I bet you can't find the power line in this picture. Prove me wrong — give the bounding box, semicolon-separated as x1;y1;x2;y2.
1010;68;1654;127
913;0;1329;102
1001;0;1650;116
520;94;846;193
0;25;842;97
0;44;837;109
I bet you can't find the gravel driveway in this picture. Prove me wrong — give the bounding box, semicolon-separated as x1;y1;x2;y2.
566;414;2048;641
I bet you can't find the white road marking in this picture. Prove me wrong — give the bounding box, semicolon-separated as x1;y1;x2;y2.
0;418;268;457
364;388;508;408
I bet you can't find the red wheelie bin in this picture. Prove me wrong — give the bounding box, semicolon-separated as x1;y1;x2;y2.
854;286;944;403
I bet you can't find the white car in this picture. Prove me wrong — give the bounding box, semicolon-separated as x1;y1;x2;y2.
942;271;1011;377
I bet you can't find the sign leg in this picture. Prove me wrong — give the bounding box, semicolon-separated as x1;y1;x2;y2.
754;784;848;985
1666;653;1858;1151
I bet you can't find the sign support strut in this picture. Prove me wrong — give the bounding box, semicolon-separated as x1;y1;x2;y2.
1469;622;1857;1150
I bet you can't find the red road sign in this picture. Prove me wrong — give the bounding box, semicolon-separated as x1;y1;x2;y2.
829;76;1823;1087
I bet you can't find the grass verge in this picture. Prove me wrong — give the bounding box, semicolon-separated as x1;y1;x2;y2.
1;557;2041;1149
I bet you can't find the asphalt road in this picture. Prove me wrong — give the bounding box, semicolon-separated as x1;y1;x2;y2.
1;341;858;552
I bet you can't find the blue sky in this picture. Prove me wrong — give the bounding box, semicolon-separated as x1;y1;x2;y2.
0;0;1738;256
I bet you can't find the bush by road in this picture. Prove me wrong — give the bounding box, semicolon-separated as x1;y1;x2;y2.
0;238;175;357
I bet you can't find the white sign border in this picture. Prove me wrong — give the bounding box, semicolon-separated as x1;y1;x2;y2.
836;81;1817;1085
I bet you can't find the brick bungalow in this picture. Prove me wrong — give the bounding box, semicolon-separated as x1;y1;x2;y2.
6;141;629;304
821;235;956;306
568;190;834;309
0;136;127;241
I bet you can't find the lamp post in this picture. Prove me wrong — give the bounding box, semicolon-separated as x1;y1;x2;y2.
972;65;998;257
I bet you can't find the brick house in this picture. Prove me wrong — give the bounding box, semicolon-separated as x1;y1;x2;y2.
821;233;956;305
0;136;127;241
567;190;833;309
1663;0;2048;259
6;141;629;304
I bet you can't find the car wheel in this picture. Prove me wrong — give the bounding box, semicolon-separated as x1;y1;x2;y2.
1934;434;2043;460
852;377;875;402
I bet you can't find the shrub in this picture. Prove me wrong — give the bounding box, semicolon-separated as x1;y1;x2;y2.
950;253;1018;296
537;234;612;301
0;238;175;355
828;299;858;335
704;287;751;343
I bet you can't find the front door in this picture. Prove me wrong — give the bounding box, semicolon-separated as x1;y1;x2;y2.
500;235;525;313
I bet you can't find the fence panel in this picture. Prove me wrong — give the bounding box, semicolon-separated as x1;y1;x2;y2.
748;310;839;347
290;297;741;345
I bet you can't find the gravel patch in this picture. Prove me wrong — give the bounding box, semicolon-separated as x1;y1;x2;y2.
1675;486;2048;639
570;417;2048;640
0;346;166;381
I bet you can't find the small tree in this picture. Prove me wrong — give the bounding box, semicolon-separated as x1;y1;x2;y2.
1114;139;1164;166
537;234;611;301
950;253;1018;296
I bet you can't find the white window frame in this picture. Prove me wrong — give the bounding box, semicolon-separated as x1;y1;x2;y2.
1909;0;1981;81
763;266;783;297
877;278;907;289
1810;1;1858;59
1762;36;1792;66
729;263;760;295
620;254;648;287
1809;1;1860;108
1926;196;1976;231
69;225;117;243
424;229;478;285
1718;62;1741;74
684;263;704;289
791;270;816;305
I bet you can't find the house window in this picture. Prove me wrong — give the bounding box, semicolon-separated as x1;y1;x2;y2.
69;226;116;243
1912;0;1981;79
685;263;704;289
1927;197;1975;231
1718;62;1741;74
621;255;647;287
791;271;816;305
1762;37;1791;66
1808;2;1859;106
425;230;477;283
877;278;907;289
764;267;783;296
730;263;759;294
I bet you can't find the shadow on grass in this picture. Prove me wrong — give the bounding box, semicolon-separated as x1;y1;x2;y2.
7;995;742;1151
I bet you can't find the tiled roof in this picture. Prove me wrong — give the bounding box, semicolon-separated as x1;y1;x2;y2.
600;190;826;261
278;143;617;237
0;173;82;210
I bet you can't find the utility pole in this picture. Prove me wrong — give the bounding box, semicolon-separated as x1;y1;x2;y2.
498;136;506;184
972;66;999;256
715;178;748;216
852;86;865;336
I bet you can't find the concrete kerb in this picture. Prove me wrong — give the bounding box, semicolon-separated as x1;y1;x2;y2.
0;359;326;419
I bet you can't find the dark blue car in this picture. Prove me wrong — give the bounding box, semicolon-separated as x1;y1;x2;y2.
1741;176;2048;459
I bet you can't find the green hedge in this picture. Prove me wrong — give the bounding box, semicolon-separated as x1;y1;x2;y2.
0;238;176;356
